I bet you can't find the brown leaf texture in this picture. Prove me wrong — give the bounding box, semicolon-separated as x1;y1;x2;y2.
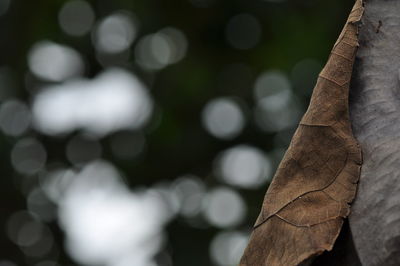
239;1;364;265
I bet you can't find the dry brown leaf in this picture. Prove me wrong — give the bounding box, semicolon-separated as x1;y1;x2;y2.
239;1;364;265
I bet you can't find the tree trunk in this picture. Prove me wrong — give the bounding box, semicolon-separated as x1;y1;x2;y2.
349;1;400;265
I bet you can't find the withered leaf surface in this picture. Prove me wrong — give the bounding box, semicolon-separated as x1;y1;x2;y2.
240;1;363;265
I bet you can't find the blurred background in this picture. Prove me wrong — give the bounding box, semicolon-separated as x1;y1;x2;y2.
0;0;352;265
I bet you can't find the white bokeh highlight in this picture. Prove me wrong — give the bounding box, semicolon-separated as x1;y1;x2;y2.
172;175;206;218
253;70;301;132
202;97;245;140
93;12;137;54
215;145;272;188
202;187;246;228
135;27;188;71
209;231;249;266
28;41;84;82
48;160;173;266
32;68;153;136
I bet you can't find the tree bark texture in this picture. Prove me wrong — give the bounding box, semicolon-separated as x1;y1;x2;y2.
349;1;400;265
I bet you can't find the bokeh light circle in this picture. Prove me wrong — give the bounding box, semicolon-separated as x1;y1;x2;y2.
215;145;272;188
202;187;246;228
58;0;95;36
202;97;245;140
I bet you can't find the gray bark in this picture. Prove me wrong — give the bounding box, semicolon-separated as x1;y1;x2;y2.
349;0;400;265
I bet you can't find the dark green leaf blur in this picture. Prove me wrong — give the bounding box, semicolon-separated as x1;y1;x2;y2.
0;0;352;265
